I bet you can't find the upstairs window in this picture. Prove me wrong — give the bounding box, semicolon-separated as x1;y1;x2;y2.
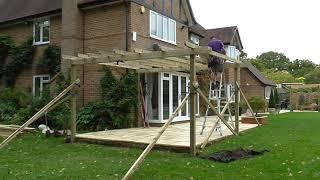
33;20;50;45
150;11;176;44
226;46;241;60
190;34;200;45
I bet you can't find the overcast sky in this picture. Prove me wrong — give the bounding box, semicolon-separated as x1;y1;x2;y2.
190;0;320;64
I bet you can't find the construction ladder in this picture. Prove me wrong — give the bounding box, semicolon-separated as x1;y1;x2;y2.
200;70;234;135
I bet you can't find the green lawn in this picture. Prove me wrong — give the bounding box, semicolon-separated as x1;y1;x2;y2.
1;112;320;179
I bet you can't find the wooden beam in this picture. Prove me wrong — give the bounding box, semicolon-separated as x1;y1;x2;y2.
122;93;190;180
235;64;240;133
0;79;80;150
185;41;242;64
70;65;78;143
189;54;197;156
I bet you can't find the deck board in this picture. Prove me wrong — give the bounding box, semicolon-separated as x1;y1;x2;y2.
76;117;258;152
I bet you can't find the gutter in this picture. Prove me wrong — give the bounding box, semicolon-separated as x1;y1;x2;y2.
78;0;123;10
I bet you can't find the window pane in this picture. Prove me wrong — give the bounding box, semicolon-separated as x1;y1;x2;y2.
169;20;175;42
163;80;169;119
150;12;157;36
34;77;41;97
163;17;169;41
43;20;49;26
34;23;41;42
42;26;50;42
157;15;163;39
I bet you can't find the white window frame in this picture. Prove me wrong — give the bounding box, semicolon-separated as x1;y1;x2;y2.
33;75;50;96
33;19;50;45
145;72;200;124
150;11;176;44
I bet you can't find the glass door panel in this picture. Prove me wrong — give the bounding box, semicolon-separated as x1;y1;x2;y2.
181;76;187;116
163;79;170;120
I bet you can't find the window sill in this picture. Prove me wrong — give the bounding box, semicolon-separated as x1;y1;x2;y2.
33;41;50;46
150;35;177;46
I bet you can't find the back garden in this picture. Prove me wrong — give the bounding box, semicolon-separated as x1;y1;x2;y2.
1;112;320;179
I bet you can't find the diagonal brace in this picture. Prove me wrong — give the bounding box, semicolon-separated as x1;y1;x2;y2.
235;82;261;127
201;92;235;149
193;82;238;136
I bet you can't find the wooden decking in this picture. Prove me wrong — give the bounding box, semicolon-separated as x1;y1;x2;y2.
76;117;258;152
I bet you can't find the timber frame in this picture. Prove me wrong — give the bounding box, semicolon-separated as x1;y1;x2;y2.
64;41;260;180
0;41;260;180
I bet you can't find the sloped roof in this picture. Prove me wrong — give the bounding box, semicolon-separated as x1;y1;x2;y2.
0;0;61;24
200;26;243;50
189;23;206;37
0;0;197;25
245;63;276;87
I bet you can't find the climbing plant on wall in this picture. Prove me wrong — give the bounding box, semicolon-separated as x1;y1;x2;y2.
37;45;61;76
0;36;14;79
0;36;35;87
77;67;138;131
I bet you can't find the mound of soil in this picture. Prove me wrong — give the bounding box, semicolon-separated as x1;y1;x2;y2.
208;148;269;163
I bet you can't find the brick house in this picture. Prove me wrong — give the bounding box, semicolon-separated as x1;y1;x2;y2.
0;0;274;125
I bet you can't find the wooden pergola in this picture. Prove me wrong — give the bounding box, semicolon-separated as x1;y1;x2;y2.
0;41;260;180
65;41;260;179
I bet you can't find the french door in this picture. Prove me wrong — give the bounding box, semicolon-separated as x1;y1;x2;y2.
145;72;199;123
161;72;190;121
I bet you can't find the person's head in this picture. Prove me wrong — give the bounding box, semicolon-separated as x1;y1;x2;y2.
210;36;216;40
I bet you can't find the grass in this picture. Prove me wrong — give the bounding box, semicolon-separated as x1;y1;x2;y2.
0;112;320;179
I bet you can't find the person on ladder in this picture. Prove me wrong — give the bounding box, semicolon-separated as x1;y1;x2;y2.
208;36;226;74
200;37;228;136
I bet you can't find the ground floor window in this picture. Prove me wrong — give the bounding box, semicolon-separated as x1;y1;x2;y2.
145;72;199;122
265;86;272;100
33;75;50;97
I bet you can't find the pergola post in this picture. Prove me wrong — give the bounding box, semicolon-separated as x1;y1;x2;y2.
235;64;241;133
189;54;197;156
70;64;78;143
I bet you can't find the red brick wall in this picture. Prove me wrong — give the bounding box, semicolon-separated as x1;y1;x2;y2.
129;1;189;50
240;68;265;98
0;15;62;90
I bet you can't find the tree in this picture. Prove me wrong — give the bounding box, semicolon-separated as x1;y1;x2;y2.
305;68;320;84
256;51;291;71
250;58;267;72
289;59;317;78
269;90;276;108
261;69;300;84
274;88;280;108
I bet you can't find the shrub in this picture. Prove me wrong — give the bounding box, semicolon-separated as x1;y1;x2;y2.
77;68;138;131
247;96;266;115
0;88;32;123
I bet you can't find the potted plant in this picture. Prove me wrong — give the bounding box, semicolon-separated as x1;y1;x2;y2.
241;96;268;125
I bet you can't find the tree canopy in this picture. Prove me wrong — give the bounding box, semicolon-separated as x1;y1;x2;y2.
256;51;291;71
304;68;320;84
247;51;319;84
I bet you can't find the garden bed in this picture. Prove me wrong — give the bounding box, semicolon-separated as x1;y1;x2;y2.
241;116;268;125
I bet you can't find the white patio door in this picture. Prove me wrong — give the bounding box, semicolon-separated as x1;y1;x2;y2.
161;73;189;121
